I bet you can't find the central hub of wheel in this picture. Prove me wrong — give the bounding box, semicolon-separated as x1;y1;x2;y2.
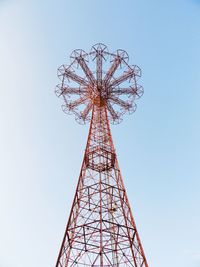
93;96;106;107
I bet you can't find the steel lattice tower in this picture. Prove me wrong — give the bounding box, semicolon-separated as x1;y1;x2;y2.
55;43;148;267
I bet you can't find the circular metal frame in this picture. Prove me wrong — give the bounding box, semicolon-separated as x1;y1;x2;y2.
55;43;143;124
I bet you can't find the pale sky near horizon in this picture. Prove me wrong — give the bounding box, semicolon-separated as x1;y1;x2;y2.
0;0;200;266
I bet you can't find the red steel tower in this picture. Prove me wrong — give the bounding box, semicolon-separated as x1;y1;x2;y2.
55;43;148;267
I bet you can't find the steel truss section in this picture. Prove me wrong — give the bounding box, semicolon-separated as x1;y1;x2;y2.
55;44;148;267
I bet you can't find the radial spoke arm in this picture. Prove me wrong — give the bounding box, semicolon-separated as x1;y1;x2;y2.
110;96;132;110
96;53;102;87
64;69;88;86
103;57;121;85
81;102;93;120
112;87;136;95
77;57;96;86
58;86;87;97
108;69;134;88
68;97;87;109
107;102;119;121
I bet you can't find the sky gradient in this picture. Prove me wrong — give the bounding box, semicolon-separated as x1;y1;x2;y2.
0;0;200;266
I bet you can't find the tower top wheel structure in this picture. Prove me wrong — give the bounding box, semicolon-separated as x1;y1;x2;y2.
55;43;143;124
55;44;148;267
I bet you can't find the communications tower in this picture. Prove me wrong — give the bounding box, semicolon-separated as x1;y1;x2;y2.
55;43;148;267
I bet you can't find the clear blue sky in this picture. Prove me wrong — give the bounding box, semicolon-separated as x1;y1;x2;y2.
0;0;200;266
